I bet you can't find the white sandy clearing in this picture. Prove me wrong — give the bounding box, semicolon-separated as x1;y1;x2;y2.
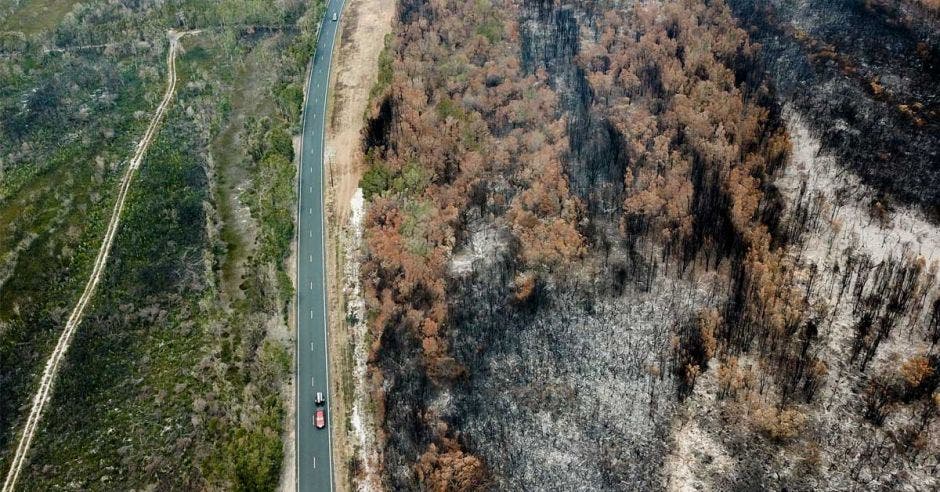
777;109;940;268
344;188;383;491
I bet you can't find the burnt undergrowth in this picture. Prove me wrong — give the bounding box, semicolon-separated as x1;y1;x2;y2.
362;0;940;490
727;0;940;221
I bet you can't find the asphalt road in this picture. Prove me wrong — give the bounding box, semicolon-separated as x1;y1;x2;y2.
296;1;345;491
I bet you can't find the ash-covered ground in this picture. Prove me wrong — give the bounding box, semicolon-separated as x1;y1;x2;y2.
727;0;940;219
444;250;723;490
664;113;940;490
367;1;940;490
437;4;721;487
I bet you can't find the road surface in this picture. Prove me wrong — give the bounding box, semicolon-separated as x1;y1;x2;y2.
296;1;344;491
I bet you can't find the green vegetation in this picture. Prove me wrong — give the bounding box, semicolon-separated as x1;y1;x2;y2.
436;97;467;121
366;33;394;109
1;0;325;488
359;142;434;202
474;0;503;44
0;5;163;473
254;151;294;262
400;199;434;257
360;161;391;199
244;118;297;310
20;105;212;488
0;0;81;34
394;161;431;196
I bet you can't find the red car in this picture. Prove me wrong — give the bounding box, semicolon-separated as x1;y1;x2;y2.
314;408;326;429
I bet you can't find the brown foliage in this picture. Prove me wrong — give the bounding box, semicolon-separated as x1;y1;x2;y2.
716;356;754;399
751;403;807;441
364;1;499;380
362;0;589;483
582;1;780;251
363;0;584;386
512;271;537;303
415;440;488;492
900;355;934;389
581;0;806;339
698;308;721;360
580;0;824;408
505;124;585;268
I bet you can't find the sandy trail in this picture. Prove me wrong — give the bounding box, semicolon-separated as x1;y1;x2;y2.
325;0;393;224
1;29;196;492
319;0;393;489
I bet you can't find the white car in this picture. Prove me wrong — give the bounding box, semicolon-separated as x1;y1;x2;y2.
316;392;325;405
332;12;338;22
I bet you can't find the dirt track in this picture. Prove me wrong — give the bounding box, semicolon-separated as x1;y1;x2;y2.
318;0;394;489
1;30;196;492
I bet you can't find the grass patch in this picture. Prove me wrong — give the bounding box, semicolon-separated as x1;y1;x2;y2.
0;0;81;35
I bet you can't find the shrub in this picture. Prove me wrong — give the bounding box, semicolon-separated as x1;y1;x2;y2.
900;355;933;389
360;163;391;199
752;403;807;441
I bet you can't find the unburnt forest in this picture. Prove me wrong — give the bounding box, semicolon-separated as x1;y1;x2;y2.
1;0;323;488
358;0;940;489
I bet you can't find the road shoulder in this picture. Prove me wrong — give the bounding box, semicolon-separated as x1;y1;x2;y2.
322;0;395;489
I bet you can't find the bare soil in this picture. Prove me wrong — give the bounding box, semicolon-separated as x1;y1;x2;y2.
321;0;394;489
325;0;393;225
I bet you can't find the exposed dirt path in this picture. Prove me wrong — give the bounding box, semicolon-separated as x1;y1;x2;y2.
0;29;197;492
325;0;393;225
320;0;394;489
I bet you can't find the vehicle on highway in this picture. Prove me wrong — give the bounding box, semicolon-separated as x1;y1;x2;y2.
332;12;338;21
314;408;326;429
316;392;324;406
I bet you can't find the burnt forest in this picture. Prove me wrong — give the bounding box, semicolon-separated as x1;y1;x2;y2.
355;0;940;489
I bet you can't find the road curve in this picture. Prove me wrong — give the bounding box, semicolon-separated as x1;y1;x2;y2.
1;30;195;492
296;1;345;491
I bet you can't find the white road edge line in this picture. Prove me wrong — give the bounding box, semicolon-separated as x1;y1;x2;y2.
1;30;198;492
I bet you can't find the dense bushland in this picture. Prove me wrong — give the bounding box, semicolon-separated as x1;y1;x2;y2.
1;0;323;488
